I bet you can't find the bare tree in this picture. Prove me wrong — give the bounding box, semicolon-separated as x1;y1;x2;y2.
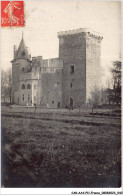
1;68;12;103
90;85;101;108
103;78;113;105
88;86;101;120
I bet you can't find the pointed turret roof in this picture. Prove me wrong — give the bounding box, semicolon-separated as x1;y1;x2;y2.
15;34;30;59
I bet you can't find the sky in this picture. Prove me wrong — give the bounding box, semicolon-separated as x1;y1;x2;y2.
1;1;121;85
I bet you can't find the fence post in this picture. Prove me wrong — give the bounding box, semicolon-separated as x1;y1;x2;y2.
92;107;94;123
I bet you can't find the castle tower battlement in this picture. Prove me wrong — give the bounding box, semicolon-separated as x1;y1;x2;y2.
58;28;103;40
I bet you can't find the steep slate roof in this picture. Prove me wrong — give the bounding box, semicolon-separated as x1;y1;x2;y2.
15;36;30;59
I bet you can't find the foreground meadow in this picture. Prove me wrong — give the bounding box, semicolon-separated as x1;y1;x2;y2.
1;111;121;187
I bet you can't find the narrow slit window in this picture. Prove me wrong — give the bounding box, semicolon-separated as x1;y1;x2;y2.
70;65;74;74
28;94;30;101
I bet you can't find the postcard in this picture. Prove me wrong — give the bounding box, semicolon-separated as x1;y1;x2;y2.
1;1;122;194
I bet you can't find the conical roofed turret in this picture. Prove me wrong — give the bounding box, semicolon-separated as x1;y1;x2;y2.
15;34;30;59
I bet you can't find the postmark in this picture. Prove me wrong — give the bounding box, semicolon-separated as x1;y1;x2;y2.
1;1;25;27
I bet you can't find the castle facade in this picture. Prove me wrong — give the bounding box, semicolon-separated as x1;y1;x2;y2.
11;28;103;108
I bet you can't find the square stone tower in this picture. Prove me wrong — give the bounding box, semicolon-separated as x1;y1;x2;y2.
58;28;103;108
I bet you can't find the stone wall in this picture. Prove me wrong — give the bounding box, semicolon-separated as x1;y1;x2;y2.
58;33;86;108
40;68;62;108
86;34;102;101
41;58;63;68
12;58;63;107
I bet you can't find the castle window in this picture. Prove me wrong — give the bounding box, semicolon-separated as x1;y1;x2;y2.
52;101;54;104
70;65;74;74
27;84;31;89
28;94;30;101
23;94;24;101
22;67;24;72
22;84;25;89
70;83;73;88
21;51;26;56
34;84;36;89
34;96;36;102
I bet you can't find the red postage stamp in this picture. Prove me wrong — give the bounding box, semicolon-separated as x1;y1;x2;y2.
1;1;25;27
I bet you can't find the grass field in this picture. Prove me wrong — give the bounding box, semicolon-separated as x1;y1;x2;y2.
1;108;121;187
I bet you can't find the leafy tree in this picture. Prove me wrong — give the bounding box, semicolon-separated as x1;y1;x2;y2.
110;61;121;105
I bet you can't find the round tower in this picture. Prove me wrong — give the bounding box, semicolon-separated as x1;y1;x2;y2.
11;34;31;104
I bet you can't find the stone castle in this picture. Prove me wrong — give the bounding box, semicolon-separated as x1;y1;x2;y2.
11;28;103;108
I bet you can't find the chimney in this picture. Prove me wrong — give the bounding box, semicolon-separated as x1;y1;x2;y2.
26;47;31;59
14;45;17;58
37;56;42;65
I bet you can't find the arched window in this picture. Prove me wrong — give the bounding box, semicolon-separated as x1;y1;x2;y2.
22;84;25;89
27;84;31;89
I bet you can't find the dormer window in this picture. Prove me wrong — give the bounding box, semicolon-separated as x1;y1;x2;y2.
21;51;26;56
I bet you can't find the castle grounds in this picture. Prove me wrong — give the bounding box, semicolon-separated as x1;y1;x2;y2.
1;106;121;187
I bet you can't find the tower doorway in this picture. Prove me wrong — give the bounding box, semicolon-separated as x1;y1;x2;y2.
57;102;60;108
70;98;73;107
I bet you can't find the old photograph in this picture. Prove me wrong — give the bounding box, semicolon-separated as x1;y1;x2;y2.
1;0;121;189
